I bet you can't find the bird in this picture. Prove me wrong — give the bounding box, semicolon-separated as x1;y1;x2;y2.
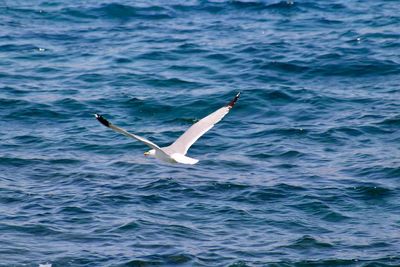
95;92;240;165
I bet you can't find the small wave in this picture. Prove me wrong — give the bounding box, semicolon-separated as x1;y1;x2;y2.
262;61;310;73
135;51;178;61
229;1;273;10
205;52;238;63
58;206;92;215
276;257;400;266
53;98;89;112
122;252;193;266
138;178;183;191
249;127;307;141
139;75;204;90
286;235;333;249
114;96;175;118
310;60;400;77
360;125;394;135
228;260;251;267
76;73;105;83
139;193;169;204
12;134;43;145
0;98;31;108
310;130;346;145
355;166;400;179
248;149;304;160
267;1;297;8
6;106;65;122
0;156;44;167
197;181;250;194
0;43;38;52
244;188;293;203
348;184;393;200
168;64;216;75
317;18;344;25
4;223;62;236
327;126;364;137
113;57;132;64
290;199;350;222
175;43;209;54
60;7;98;20
264;90;294;102
170;1;298;15
59;3;174;21
93;3;173;20
377;116;400;126
109;220;140;233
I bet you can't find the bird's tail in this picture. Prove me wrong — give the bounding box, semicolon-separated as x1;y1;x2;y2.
170;154;199;165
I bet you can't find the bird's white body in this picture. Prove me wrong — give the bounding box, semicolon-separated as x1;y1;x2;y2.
143;149;199;164
95;92;240;165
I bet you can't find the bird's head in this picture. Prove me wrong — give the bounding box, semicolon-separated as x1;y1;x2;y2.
144;149;156;157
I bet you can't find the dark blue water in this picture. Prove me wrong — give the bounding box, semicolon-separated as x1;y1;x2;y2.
1;0;400;266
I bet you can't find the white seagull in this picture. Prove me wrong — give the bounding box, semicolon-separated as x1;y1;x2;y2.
95;92;240;165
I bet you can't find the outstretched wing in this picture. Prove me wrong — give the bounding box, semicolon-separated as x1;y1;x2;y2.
164;92;240;155
95;114;162;152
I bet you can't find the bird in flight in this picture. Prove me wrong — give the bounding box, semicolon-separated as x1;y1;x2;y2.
95;92;240;165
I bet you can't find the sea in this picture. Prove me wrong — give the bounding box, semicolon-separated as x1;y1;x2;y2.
0;0;399;266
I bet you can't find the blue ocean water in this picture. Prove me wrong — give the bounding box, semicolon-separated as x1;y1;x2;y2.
1;0;400;266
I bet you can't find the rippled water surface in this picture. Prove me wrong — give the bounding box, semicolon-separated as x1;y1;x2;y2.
1;0;400;266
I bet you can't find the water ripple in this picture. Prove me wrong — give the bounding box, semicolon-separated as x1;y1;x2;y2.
1;0;399;266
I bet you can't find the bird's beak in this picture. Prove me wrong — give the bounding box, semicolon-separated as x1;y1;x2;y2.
144;152;150;156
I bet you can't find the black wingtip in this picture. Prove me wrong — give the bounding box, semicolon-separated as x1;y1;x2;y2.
94;113;110;127
228;92;241;108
